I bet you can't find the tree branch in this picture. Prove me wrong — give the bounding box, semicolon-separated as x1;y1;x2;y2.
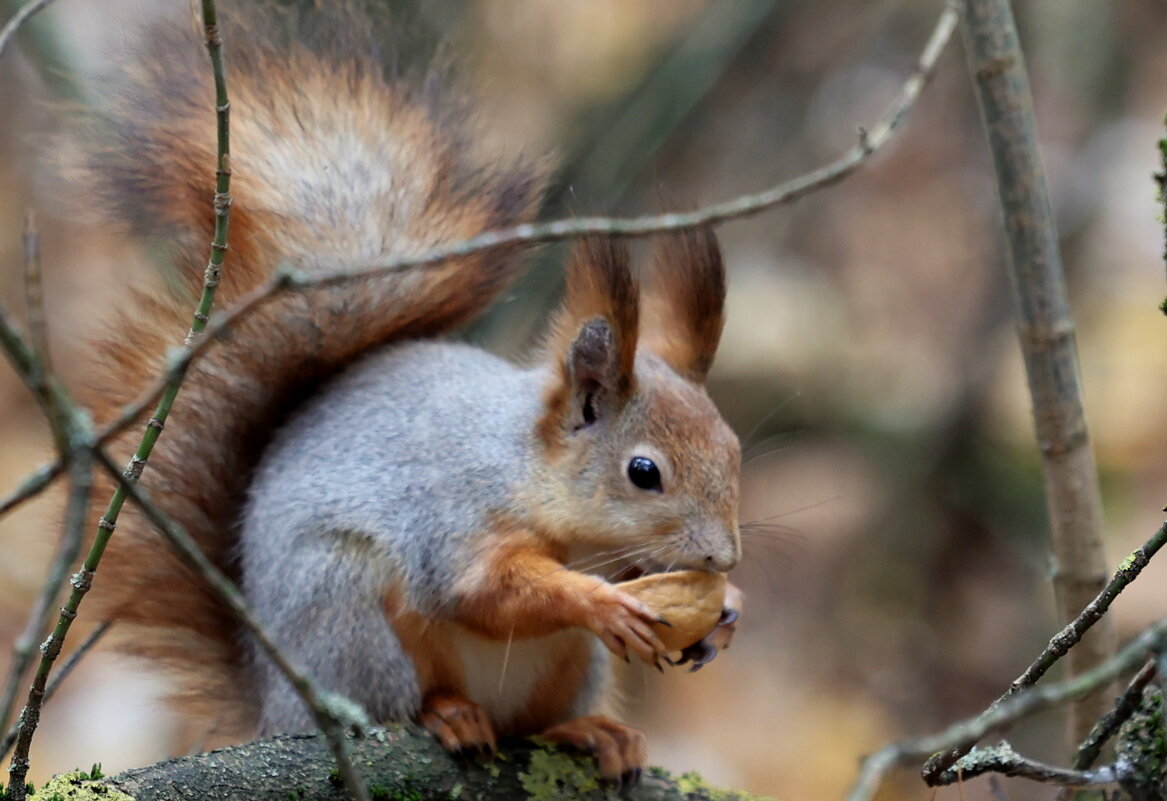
958;0;1112;747
923;521;1167;781
933;742;1116;788
0;0;58;60
65;727;771;801
847;614;1167;801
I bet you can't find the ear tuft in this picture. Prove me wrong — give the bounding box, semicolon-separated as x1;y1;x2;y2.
640;226;726;382
538;236;639;444
568;317;616;388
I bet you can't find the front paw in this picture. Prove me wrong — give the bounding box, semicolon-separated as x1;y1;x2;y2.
578;580;671;668
676;582;743;671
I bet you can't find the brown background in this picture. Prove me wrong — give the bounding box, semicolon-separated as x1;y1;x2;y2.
1;1;1166;799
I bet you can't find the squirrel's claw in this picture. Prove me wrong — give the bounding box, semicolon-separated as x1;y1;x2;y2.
582;582;672;666
675;583;743;670
418;692;497;755
540;715;647;782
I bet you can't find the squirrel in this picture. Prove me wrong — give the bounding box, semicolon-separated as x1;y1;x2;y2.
75;2;743;781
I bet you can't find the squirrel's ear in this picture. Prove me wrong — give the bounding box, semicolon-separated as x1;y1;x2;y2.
639;226;726;383
539;236;639;440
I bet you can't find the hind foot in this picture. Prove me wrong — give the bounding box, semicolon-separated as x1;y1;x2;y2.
540;715;646;783
418;691;497;754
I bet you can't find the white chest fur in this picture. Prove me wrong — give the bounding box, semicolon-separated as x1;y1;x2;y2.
450;627;589;728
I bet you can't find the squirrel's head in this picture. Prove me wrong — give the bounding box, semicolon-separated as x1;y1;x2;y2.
533;230;741;574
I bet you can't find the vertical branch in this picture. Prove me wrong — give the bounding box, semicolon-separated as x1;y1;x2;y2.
959;0;1111;745
21;210;49;376
4;0;236;795
0;220;87;750
1157;115;1166;306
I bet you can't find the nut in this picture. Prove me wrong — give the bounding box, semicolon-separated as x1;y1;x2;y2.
617;570;727;652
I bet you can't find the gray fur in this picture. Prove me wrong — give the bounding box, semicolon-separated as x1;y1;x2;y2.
241;340;561;732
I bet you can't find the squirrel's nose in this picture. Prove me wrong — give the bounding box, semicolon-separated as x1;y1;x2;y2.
704;549;739;572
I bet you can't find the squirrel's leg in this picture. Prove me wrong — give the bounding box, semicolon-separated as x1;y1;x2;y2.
417;690;497;754
243;532;422;734
449;535;671;667
540;715;647;782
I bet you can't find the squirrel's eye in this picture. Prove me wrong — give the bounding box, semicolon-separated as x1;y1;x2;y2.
627;456;662;492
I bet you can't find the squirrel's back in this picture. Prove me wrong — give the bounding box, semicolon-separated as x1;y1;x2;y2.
80;3;549;730
243;342;545;614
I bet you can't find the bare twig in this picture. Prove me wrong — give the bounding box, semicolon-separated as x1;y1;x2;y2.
41;0;962;460
0;212;67;742
90;449;372;801
4;0;238;792
924;521;1167;780
0;622;109;761
847;615;1167;801
1074;659;1159;771
959;0;1112;746
5;445;93;801
933;742;1116;788
0;462;61;517
0;0;58;61
21;210;48;375
1013;523;1166;693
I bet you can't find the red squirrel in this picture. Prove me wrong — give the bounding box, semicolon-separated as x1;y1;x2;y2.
78;2;743;781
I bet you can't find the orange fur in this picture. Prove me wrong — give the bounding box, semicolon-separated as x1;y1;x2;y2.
640;227;726;382
448;530;584;640
81;6;548;729
537;236;639;448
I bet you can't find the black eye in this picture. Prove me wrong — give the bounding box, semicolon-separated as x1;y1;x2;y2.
627;456;662;491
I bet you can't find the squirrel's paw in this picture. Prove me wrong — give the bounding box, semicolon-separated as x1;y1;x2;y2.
418;691;497;754
540;715;647;784
676;582;743;671
580;582;671;668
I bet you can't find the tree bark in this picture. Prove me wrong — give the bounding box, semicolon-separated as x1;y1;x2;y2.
71;727;767;801
959;0;1113;748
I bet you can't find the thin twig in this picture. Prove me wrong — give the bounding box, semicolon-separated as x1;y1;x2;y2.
313;0;958;286
90;449;372;801
960;0;1112;747
50;0;962;459
0;622;109;761
0;0;58;61
1074;659;1159;771
923;521;1167;781
0;461;89;742
933;742;1116;788
0;0;959;505
0;461;62;517
4;0;237;792
21;209;49;376
5;446;93;801
0;300;92;783
846;615;1167;801
1013;523;1166;692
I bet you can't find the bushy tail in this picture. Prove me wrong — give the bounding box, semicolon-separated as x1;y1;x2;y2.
78;4;548;732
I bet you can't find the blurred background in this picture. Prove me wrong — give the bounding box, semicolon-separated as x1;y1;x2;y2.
1;1;1166;799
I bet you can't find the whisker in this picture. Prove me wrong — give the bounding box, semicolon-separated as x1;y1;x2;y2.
740;390;801;452
569;542;664;576
498;623;515;696
742;494;844;525
565;541;649;571
743;438;794;468
740;522;805;540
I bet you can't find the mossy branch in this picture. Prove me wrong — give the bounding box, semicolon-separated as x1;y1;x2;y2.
43;728;773;801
